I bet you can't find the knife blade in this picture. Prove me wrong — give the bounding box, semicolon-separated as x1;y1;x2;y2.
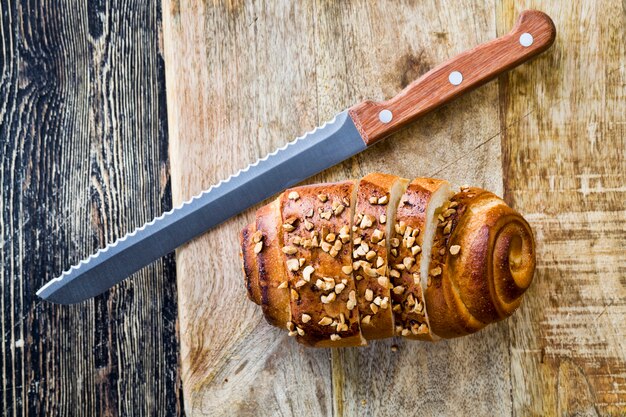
38;10;555;304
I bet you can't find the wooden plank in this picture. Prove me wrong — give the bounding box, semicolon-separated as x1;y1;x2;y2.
321;1;513;416
163;0;532;415
497;1;626;415
0;1;181;415
162;1;335;415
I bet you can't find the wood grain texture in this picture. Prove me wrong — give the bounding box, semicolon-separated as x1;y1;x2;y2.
498;1;626;416
0;1;182;416
163;0;514;415
349;9;556;145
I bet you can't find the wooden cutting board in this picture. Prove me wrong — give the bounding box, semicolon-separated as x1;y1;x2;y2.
161;1;625;415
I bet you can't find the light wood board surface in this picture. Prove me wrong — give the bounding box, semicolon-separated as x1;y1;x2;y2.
162;1;625;415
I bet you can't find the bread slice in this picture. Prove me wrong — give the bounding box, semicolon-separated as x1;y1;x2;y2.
255;199;291;328
389;178;452;340
352;173;407;340
240;223;261;305
280;181;365;347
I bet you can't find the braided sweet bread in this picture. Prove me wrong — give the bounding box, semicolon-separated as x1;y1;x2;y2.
240;173;535;347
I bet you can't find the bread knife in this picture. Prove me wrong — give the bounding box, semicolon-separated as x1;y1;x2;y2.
37;10;555;304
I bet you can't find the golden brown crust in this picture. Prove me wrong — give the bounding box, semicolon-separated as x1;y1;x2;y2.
240;223;261;305
280;181;364;348
240;174;537;346
425;187;535;338
389;178;447;340
256;200;291;328
352;173;398;340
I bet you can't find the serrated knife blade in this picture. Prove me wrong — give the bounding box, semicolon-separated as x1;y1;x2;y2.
38;112;364;304
38;10;556;304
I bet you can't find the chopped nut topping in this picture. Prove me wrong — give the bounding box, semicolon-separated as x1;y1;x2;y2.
347;290;357;310
370;303;379;314
369;196;378;204
390;269;400;279
296;327;305;336
293;236;302;245
390;248;398;257
363;265;378;277
380;297;389;309
378;195;388;205
361;315;372;325
403;257;415;270
353;236;362;246
376;266;387;277
282;245;297;255
334;205;345;215
330;334;341;341
355;275;363;281
321;292;336;304
277;281;288;289
288;331;297;337
449;201;459;208
288;191;300;200
379;214;387;224
305;209;314;217
299;258;305;267
304;219;314;231
404;236;415;248
373;296;382;306
302;265;315;282
302;314;311;323
393;285;405;295
252;230;263;243
377;276;389;288
318;316;333;326
366;250;377;261
413;273;420;285
393;304;402;313
401;328;411;337
404;226;413;239
395;221;406;235
443;208;456;218
394;263;406;271
376;256;384;268
325;233;336;243
334;283;346;294
443;222;452;235
329;248;339;257
371;229;384;243
318;193;328;202
390;238;400;248
342;197;350;207
295;279;306;288
342;265;353;275
359;215;374;229
320;241;332;252
352;225;358;232
291;289;299;300
430;266;442;276
450;245;461;255
254;241;264;254
310;236;319;247
411;245;422;256
320;210;332;220
286;259;300;271
365;288;374;301
286;321;295;331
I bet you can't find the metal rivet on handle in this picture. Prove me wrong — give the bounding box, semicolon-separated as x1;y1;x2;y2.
448;71;463;86
379;109;393;123
519;33;534;47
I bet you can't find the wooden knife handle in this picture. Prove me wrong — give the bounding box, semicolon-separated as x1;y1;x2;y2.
348;10;556;146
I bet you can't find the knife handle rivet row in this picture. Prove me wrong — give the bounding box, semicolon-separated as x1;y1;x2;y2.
378;109;393;124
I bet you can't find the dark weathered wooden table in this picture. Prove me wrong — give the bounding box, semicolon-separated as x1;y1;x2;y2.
1;1;182;415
